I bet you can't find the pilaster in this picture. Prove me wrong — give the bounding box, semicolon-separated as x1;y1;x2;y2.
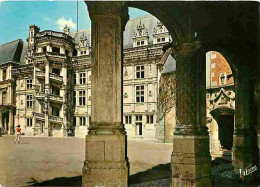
82;2;129;187
232;69;258;182
172;42;211;186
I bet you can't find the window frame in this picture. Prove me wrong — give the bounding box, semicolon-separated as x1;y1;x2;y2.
79;72;86;84
125;115;132;124
136;85;145;103
27;118;33;127
26;95;33;108
26;79;33;90
136;65;145;79
79;117;86;126
79;90;86;106
146;115;154;124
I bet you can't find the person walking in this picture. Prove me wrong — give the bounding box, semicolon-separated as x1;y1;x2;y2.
14;125;21;144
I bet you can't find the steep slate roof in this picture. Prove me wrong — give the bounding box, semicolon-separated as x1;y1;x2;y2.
123;15;160;48
0;39;23;64
160;48;176;74
162;54;176;74
71;29;91;46
71;14;160;48
20;41;28;64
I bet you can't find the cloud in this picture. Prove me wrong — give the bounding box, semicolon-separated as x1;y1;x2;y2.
56;17;76;31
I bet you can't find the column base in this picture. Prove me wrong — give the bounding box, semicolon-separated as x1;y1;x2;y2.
171;134;212;187
232;131;258;182
82;133;129;187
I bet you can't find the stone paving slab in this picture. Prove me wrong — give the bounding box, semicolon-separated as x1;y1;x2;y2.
0;136;172;186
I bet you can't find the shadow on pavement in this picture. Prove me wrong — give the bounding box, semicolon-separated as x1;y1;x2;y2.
28;163;171;186
29;176;82;186
129;163;171;184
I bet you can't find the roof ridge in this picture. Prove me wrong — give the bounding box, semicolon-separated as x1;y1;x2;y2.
0;39;23;47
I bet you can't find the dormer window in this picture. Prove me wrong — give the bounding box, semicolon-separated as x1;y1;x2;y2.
76;33;90;56
153;21;170;44
133;21;149;47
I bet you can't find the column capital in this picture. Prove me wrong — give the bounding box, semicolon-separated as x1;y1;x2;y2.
173;41;201;56
86;2;129;28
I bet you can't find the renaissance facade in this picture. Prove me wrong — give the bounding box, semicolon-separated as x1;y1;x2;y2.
0;15;172;140
0;15;235;153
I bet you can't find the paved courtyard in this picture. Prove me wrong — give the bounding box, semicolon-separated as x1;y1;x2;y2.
0;136;172;186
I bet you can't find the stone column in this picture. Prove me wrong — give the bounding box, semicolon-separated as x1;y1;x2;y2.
171;42;211;186
8;109;14;135
61;65;67;137
232;69;258;181
82;2;129;186
44;62;50;136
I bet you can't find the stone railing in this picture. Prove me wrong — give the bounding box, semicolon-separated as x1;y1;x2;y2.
46;52;66;58
49;115;63;123
36;71;45;78
49;94;63;103
34;113;44;119
37;30;73;41
34;92;45;99
49;73;63;83
124;45;163;61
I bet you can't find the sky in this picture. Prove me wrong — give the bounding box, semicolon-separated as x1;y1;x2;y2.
0;1;149;45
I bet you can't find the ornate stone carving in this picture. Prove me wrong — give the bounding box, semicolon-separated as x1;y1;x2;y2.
133;20;149;39
153;21;168;34
63;25;70;35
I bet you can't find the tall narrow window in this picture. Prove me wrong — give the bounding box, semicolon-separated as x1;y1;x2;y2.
74;73;77;84
79;90;86;106
73;91;76;105
26;95;33;108
146;115;154;124
27;118;33;127
2;69;6;80
79;117;86;126
136;115;142;122
136;85;145;103
136;66;144;79
125;116;132;124
79;72;86;84
26;79;32;89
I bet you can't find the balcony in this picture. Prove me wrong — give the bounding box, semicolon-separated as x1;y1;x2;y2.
36;71;45;80
49;73;63;84
34;92;45;101
49;115;63;124
49;94;63;104
34;113;45;120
